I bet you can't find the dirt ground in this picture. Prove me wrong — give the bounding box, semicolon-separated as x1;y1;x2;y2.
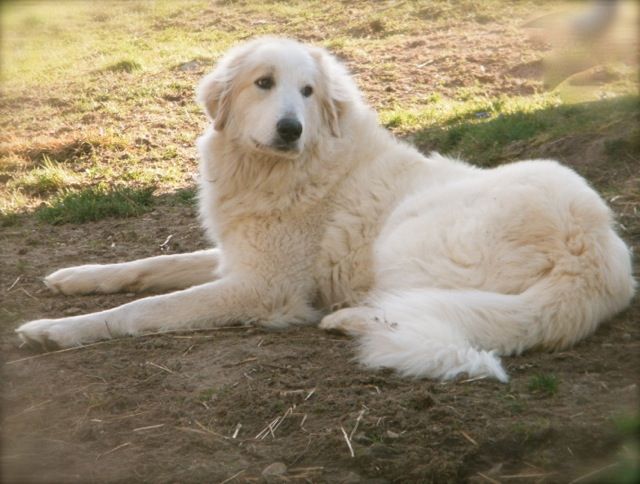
2;2;639;484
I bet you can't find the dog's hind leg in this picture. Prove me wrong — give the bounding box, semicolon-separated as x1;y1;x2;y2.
44;249;220;295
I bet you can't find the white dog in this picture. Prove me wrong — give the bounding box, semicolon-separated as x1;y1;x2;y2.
16;37;635;382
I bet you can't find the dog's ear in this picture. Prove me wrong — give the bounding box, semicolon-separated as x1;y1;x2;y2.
310;47;361;138
197;47;250;131
197;71;231;131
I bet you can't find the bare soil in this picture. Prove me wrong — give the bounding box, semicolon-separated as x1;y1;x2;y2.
2;3;639;484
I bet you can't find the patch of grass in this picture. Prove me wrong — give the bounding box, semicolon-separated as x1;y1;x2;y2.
0;211;20;227
381;94;639;167
604;129;640;161
37;185;155;224
103;59;143;73
14;157;78;195
528;373;559;397
170;187;198;206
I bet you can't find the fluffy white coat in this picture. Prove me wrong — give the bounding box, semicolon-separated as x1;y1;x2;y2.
16;38;635;382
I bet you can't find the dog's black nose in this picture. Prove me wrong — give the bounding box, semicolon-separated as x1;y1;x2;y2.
276;118;302;142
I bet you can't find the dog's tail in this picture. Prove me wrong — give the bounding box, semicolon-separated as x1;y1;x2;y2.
356;232;634;382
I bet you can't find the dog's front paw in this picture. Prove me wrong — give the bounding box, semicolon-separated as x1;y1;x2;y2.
16;317;106;349
16;319;75;349
45;265;123;295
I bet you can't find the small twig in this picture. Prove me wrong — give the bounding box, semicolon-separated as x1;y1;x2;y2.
461;375;488;383
195;420;228;439
255;416;280;440
225;356;257;367
476;472;501;484
340;426;355;458
182;344;195;356
219;469;245;484
416;59;435;68
232;423;242;439
7;276;21;292
304;388;316;400
18;287;38;300
133;423;165;432
272;407;293;434
96;442;131;460
460;430;478;446
289;466;325;473
146;361;175;374
159;234;174;250
502;472;555;479
569;463;618;483
349;408;366;440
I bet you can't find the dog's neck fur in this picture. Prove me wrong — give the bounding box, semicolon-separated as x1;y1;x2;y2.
197;103;392;248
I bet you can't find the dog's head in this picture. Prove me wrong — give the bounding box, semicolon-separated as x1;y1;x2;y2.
197;37;359;158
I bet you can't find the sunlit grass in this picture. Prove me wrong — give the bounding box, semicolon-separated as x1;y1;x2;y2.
0;0;637;225
12;157;79;195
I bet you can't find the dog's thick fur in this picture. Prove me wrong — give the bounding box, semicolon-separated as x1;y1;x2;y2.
17;38;635;381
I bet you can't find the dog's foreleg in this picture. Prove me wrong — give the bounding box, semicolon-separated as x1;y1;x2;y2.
16;276;312;348
44;249;220;295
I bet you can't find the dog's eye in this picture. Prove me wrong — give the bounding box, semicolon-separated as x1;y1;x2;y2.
255;76;274;90
301;85;313;97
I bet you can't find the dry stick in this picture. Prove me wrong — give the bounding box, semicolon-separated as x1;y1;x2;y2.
569;463;619;484
145;361;175;374
272;408;293;433
461;375;488;383
132;424;165;432
219;469;246;484
340;426;355;458
349;408;366;440
159;234;174;250
460;430;479;446
18;287;38;300
7;276;21;292
289;466;325;473
226;356;257;367
502;473;555;479
476;472;501;484
255;415;281;440
194;419;228;439
96;442;131;460
7;326;251;365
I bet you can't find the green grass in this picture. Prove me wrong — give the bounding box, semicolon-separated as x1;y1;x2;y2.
103;59;143;73
37;185;156;224
528;373;559;397
0;0;637;226
13;157;78;195
381;94;640;166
